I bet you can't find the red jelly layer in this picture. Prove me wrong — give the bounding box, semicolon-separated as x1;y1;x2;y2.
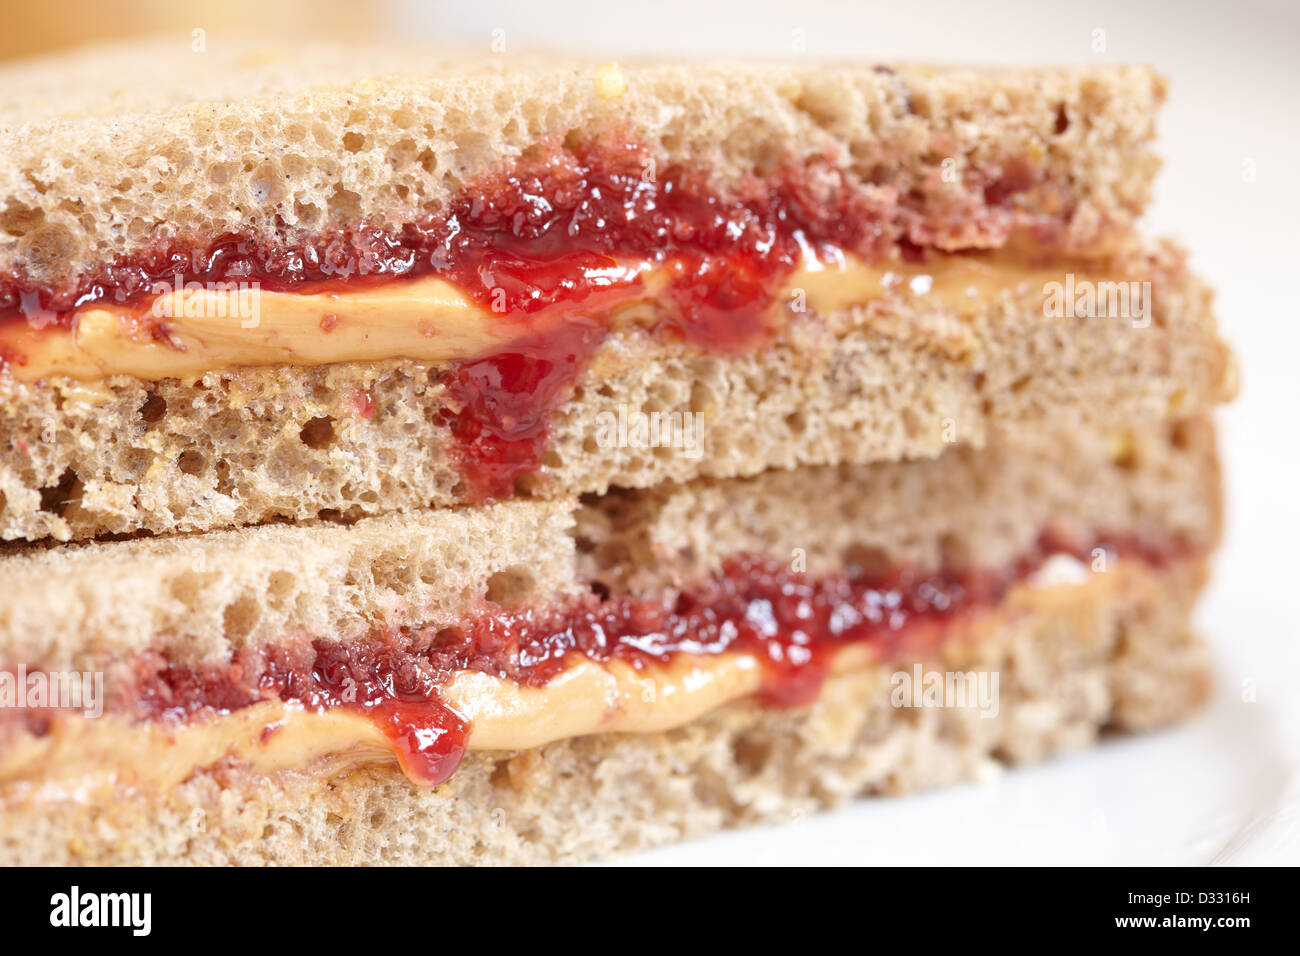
1;135;1039;327
119;534;1165;787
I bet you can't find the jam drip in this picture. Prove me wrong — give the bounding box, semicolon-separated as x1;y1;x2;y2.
438;320;605;500
368;699;467;788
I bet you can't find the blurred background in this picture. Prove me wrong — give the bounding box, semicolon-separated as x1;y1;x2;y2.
2;0;1295;863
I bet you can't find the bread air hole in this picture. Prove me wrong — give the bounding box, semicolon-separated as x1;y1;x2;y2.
222;594;261;641
267;570;295;609
0;200;44;236
299;416;335;450
485;566;537;609
939;532;970;570
841;543;892;579
213;459;235;496
38;468;79;517
1054;103;1071;135
177;450;206;476
732;731;773;777
140;391;167;424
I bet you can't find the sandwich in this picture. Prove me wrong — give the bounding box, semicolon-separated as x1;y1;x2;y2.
0;39;1235;864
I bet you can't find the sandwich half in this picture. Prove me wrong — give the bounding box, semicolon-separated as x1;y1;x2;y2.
0;40;1234;864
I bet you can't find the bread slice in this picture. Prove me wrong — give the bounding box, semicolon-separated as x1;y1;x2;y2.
0;39;1166;295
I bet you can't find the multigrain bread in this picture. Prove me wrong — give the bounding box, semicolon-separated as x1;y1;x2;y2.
0;39;1167;295
0;242;1232;541
0;554;1209;865
0;416;1220;678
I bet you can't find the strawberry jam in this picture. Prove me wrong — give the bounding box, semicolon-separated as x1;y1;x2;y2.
427;553;994;708
437;318;606;500
368;699;467;788
106;534;1169;788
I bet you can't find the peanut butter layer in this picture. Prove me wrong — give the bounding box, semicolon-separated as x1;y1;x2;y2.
1;251;1113;384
